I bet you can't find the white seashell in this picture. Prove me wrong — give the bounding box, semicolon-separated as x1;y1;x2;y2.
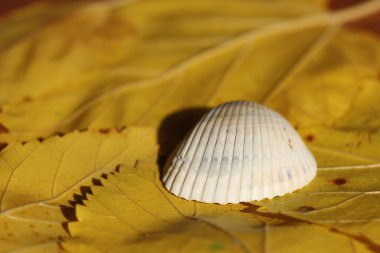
162;101;317;204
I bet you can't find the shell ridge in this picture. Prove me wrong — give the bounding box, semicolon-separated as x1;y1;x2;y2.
264;104;274;198
267;105;278;198
178;107;222;198
291;123;309;188
225;102;244;203
163;137;189;184
199;104;230;202
162;101;317;204
270;107;285;197
247;102;255;200
169;109;215;194
189;105;226;200
163;111;207;188
257;106;265;198
237;101;248;202
291;125;304;191
303;140;317;179
277;118;294;194
278;115;291;195
226;101;245;203
202;103;235;202
239;101;251;201
289;123;312;185
252;103;260;199
261;103;269;198
304;145;316;183
284;119;313;192
267;107;278;198
164;116;205;190
277;108;291;196
297;125;316;179
213;102;239;203
290;125;307;188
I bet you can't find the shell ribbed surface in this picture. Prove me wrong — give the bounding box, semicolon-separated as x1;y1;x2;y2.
162;101;317;204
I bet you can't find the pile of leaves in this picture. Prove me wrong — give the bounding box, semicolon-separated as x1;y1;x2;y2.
0;0;380;252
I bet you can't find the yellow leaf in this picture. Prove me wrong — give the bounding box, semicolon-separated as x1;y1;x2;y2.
0;127;157;252
1;0;380;252
298;126;380;167
0;2;82;54
264;29;380;130
64;161;372;253
0;0;327;104
256;163;380;247
3;1;380;143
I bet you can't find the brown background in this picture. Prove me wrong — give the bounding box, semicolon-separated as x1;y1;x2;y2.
0;0;77;16
0;0;378;34
0;0;367;16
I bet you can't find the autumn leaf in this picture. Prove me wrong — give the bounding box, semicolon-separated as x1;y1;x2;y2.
256;163;380;247
1;0;380;252
64;161;372;253
0;127;157;252
0;0;327;104
251;121;380;248
1;0;380;143
297;126;380;166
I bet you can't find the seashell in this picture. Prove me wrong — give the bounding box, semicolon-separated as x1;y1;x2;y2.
162;101;317;204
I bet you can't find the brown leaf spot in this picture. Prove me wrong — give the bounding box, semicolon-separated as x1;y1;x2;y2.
115;126;126;133
0;123;9;134
332;178;347;185
305;134;314;142
29;224;35;228
22;96;32;102
99;128;111;134
296;206;315;213
7;233;12;237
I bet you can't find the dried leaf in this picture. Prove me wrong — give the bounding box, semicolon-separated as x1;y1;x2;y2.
64;161;372;253
2;1;380;143
256;163;380;247
298;126;380;167
1;0;380;252
0;127;157;252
